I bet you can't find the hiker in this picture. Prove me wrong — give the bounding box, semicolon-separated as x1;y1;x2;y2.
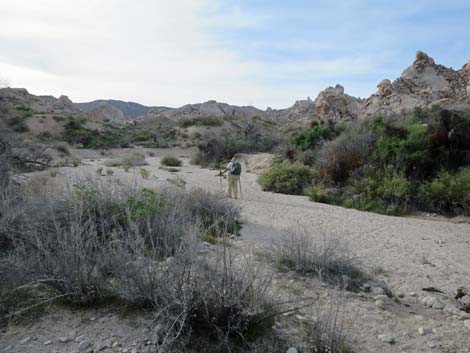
222;156;241;199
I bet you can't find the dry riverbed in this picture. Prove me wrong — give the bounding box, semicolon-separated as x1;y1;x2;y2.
2;148;470;353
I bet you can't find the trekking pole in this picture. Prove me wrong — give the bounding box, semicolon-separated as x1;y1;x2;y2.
219;168;223;193
238;175;243;199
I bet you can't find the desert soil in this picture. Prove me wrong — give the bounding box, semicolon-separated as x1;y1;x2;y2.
2;148;470;353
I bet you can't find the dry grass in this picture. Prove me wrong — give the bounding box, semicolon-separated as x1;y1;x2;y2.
105;150;147;167
303;300;357;353
0;178;285;352
272;227;368;290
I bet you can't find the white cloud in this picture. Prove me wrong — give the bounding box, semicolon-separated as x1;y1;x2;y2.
0;0;430;108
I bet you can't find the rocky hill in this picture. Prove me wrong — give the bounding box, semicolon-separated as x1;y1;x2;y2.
89;102;127;124
361;51;470;118
2;51;470;148
0;88;109;144
75;99;168;119
141;51;470;125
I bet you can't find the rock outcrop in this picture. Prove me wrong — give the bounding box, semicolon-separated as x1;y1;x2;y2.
0;88;79;114
362;51;470;118
267;97;316;123
146;100;265;122
90;102;127;123
314;84;362;121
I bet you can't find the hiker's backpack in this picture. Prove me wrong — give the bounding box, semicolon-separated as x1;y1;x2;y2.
231;161;241;175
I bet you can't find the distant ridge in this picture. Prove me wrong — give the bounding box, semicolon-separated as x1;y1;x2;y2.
75;99;169;119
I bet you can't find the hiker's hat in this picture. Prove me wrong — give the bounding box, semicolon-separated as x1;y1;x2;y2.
231;156;236;161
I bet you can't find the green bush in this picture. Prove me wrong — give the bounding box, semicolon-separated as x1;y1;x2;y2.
161;155;182;167
418;168;470;214
179;116;223;128
372;120;431;172
64;119;131;148
290;126;336;150
259;162;314;195
352;169;414;214
316;130;373;183
304;185;335;204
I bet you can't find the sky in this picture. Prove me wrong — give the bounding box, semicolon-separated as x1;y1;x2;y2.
1;0;470;109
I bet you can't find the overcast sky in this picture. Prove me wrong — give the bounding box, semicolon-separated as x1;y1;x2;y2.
1;0;470;109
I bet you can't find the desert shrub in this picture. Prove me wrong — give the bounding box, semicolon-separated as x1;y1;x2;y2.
57;156;81;167
304;185;336;204
185;188;241;239
0;179;284;352
36;131;53;141
303;301;356;353
291;126;336;150
188;247;275;351
259;162;314;195
350;169;414;214
193;137;241;167
418;168;470;214
0;181;244;305
179;116;223;128
194;131;278;167
272;228;367;291
0;169;18;251
64;119;130;148
54;143;70;156
161;155;182;167
372;118;431;174
316;131;373;184
140;168;150;179
105;151;147;167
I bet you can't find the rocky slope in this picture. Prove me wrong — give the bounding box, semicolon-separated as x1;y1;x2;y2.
313;84;362;122
0;88;79;115
141;51;470;126
361;51;470;118
3;51;470;139
0;88;111;143
75;99;168;119
89;102;127;124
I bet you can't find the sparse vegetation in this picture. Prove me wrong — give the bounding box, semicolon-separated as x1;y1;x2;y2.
272;227;368;290
139;167;150;179
0;176;294;352
303;301;356;353
179;116;223;128
56;155;81;167
105;151;147;167
193;126;279;167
